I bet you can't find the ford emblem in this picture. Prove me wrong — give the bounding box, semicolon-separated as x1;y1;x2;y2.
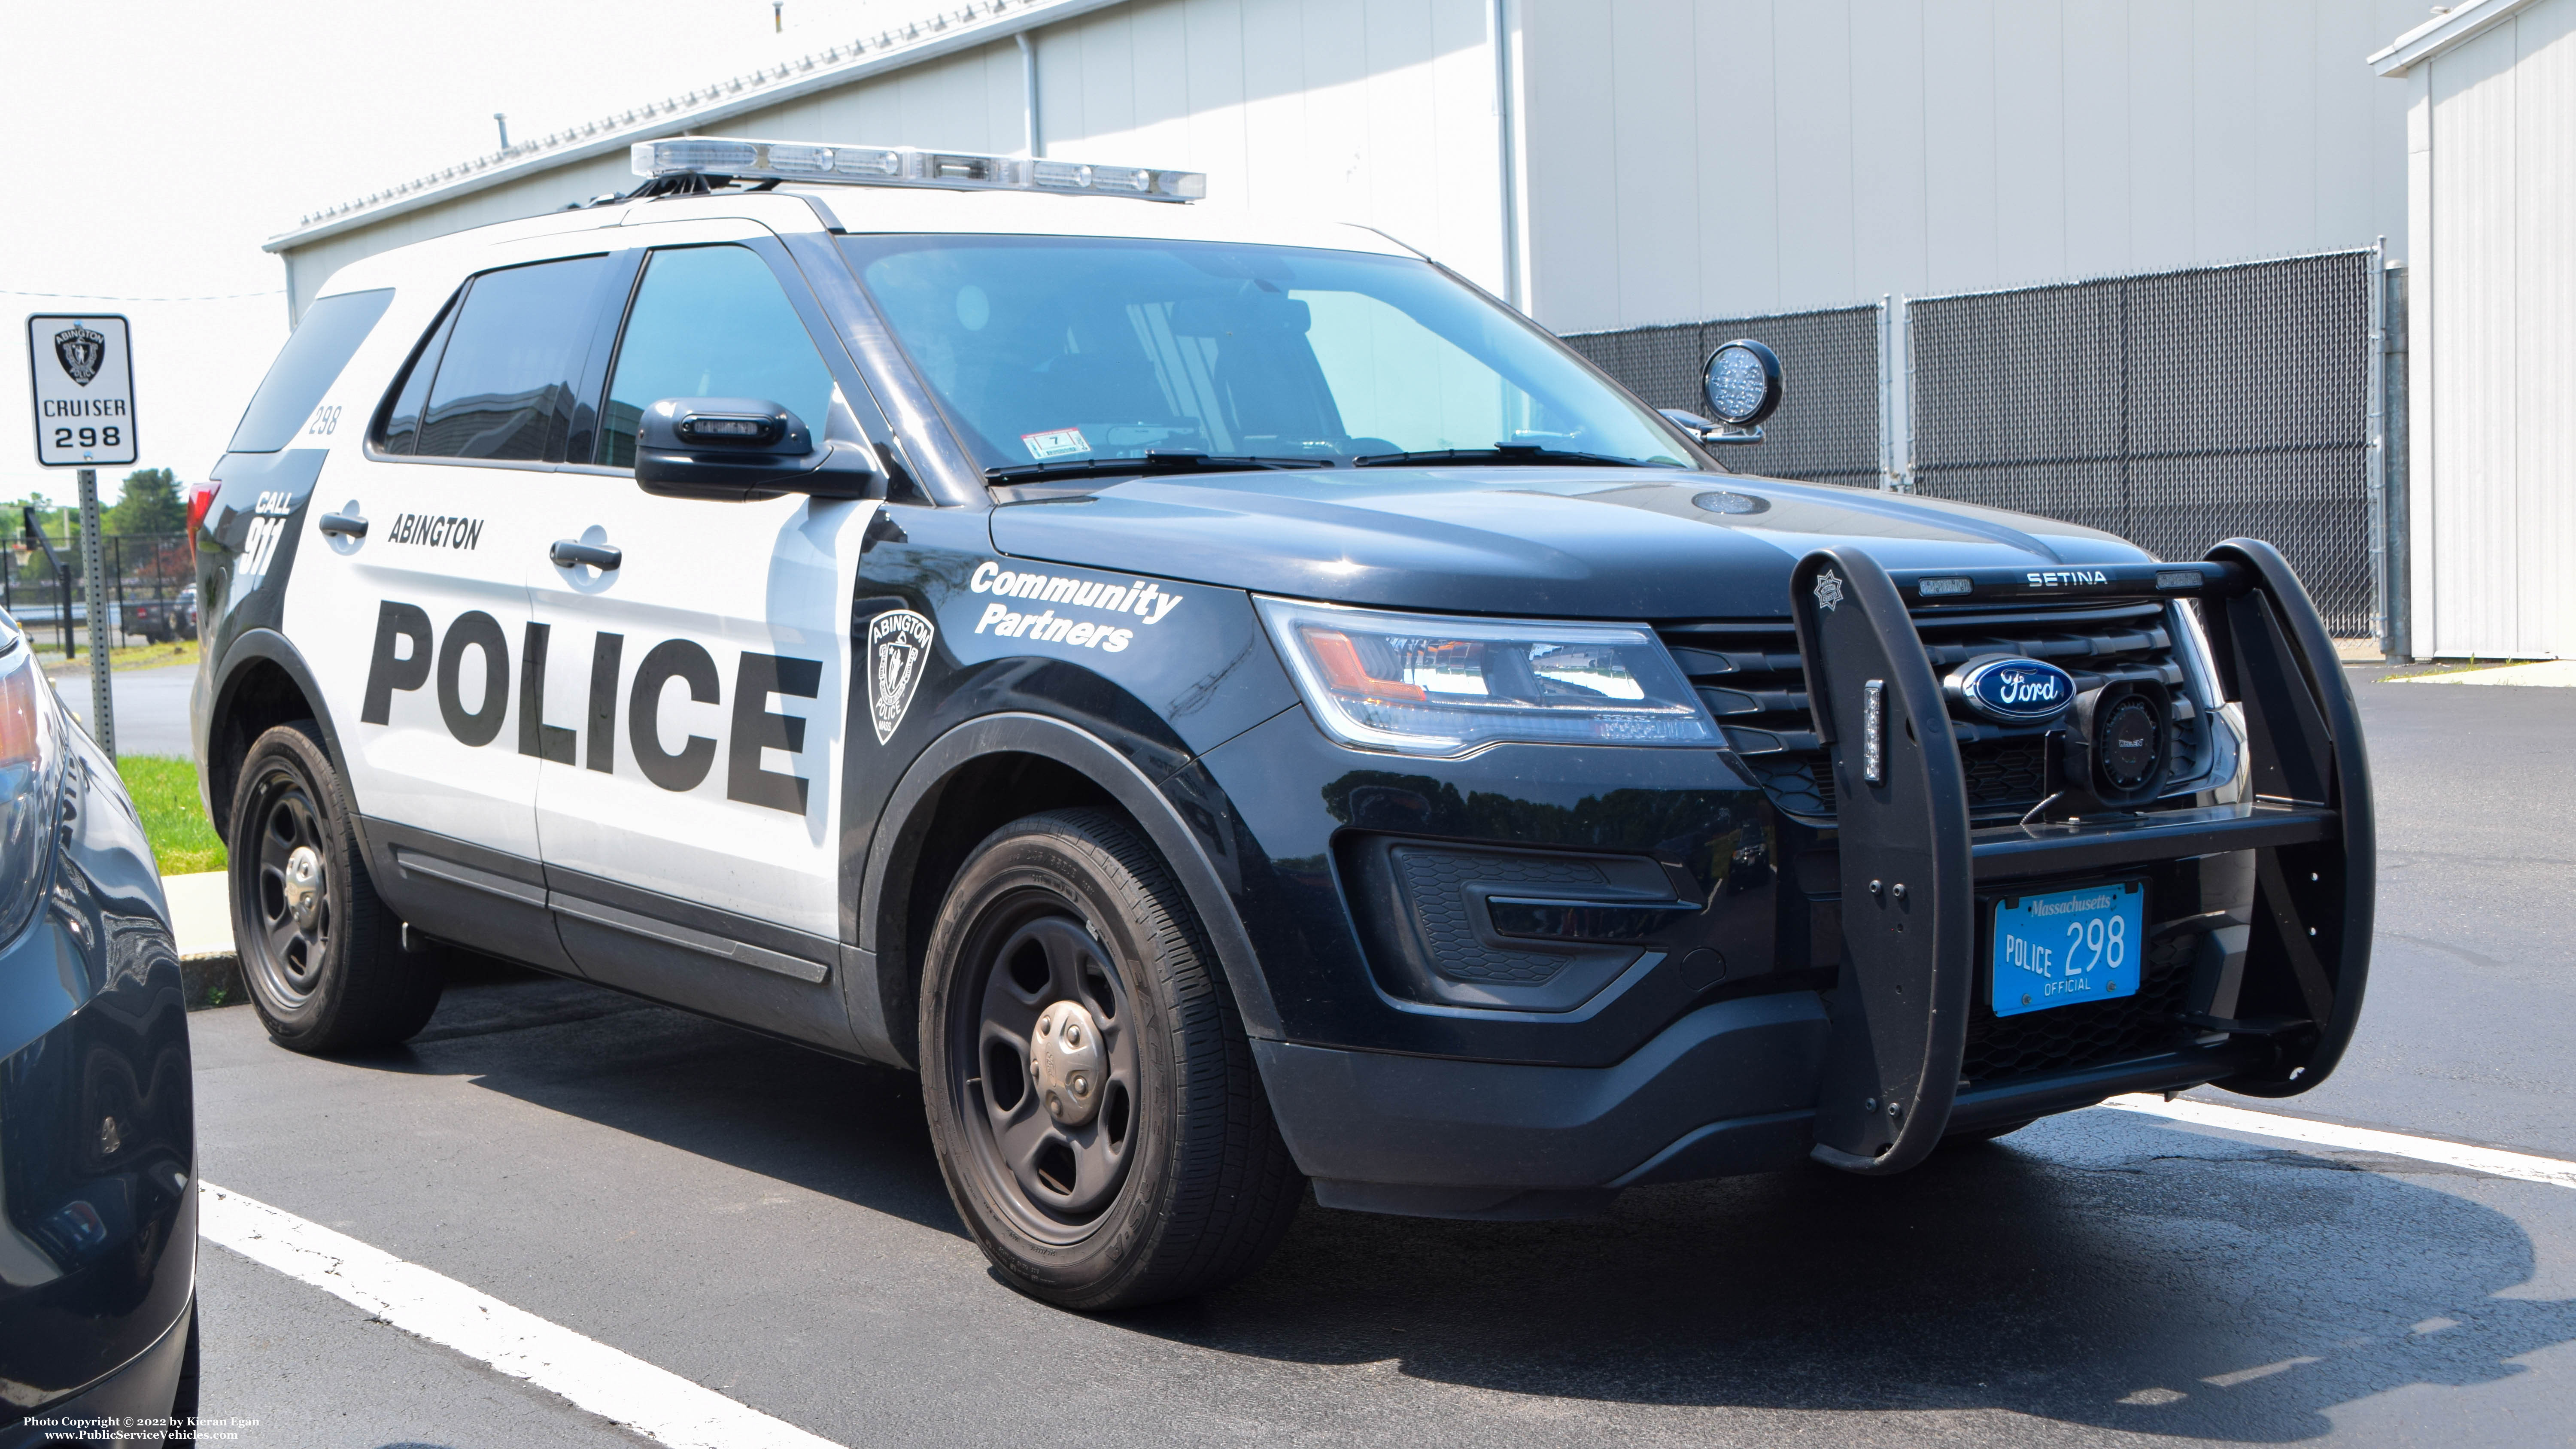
1947;656;2075;724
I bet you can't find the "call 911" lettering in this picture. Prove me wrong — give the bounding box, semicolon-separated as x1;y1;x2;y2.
359;600;822;814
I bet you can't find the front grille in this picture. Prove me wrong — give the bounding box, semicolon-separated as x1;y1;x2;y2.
1960;929;2199;1083
1659;600;2211;823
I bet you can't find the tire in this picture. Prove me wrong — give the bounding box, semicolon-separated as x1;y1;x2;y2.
227;722;442;1052
918;808;1303;1311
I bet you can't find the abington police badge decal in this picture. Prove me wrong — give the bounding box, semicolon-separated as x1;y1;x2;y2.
54;325;105;386
867;610;936;745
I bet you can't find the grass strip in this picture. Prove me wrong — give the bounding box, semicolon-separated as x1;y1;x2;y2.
115;755;226;875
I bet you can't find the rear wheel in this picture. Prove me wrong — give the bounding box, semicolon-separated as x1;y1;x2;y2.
228;723;442;1052
919;808;1302;1310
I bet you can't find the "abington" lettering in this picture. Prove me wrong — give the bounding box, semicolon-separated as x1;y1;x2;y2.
386;513;484;550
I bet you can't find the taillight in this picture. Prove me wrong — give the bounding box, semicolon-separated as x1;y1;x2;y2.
187;483;219;555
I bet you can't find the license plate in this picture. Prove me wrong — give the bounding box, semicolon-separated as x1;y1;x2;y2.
1990;881;2145;1018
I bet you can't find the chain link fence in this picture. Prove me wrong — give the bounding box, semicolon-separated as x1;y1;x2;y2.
1564;306;1883;489
5;530;197;652
1908;252;2375;635
1564;250;2384;637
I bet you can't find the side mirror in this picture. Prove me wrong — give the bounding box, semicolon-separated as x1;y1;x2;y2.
1683;338;1783;446
634;397;881;502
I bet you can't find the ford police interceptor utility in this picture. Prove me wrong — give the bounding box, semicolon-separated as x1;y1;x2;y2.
193;137;2372;1310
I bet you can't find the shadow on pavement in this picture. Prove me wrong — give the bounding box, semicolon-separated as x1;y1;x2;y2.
339;959;961;1239
330;963;2575;1441
1124;1121;2573;1441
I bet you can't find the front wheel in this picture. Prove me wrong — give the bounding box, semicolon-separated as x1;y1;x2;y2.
918;809;1303;1311
228;723;442;1053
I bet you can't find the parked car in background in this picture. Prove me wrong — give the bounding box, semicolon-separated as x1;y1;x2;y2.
0;607;199;1442
122;596;191;645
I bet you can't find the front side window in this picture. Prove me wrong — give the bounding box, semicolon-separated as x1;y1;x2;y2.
838;235;1686;475
406;255;607;462
597;245;840;468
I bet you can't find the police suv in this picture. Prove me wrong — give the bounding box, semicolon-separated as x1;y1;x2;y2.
194;137;2372;1310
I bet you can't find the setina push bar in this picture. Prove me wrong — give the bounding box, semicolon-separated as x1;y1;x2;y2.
1789;539;2374;1175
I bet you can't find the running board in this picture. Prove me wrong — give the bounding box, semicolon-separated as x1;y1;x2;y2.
1789;538;2375;1173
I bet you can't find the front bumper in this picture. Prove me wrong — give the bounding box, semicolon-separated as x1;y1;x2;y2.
1260;993;2266;1219
0;1290;194;1449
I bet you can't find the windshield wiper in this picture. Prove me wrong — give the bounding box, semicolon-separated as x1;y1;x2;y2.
1352;444;1676;469
985;450;1336;485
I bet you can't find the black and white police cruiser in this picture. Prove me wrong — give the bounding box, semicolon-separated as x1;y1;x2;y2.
194;137;2372;1310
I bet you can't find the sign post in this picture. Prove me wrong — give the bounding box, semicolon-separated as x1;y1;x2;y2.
27;313;138;757
76;470;112;756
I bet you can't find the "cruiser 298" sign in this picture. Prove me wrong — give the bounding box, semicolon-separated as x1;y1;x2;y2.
26;313;138;468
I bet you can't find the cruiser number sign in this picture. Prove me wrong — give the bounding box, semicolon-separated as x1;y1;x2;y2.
26;313;138;467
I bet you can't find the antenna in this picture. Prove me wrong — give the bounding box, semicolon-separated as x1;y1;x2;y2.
773;2;783;31
494;112;510;149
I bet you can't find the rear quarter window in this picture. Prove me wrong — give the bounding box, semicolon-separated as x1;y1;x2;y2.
225;289;395;453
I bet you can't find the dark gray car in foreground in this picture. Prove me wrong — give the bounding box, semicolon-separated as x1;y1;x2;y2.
0;609;197;1445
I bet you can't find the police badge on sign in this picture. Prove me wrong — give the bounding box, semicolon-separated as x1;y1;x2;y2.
867;610;936;744
53;326;105;386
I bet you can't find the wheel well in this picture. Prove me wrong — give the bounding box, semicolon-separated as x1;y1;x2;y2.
881;751;1120;1066
208;660;317;844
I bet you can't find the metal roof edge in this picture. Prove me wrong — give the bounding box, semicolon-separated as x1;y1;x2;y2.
264;0;1127;254
2369;0;2537;77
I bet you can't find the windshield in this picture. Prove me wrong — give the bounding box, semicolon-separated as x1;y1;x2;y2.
838;235;1692;476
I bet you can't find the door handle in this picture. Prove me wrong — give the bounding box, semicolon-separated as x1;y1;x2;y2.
550;539;622;571
318;511;368;538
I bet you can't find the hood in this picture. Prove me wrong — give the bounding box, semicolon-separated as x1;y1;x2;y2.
987;468;2150;620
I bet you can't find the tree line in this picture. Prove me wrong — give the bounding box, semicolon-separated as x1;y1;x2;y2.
12;468;189;540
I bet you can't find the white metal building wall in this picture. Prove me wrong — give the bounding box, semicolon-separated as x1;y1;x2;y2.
277;0;1511;319
1519;0;2423;335
1030;0;1510;295
2397;0;2576;659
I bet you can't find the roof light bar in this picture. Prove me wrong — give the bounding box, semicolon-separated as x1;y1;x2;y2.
630;137;1206;202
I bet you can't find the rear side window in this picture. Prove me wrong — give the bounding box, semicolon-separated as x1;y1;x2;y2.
398;255;608;462
596;246;838;468
226;289;394;453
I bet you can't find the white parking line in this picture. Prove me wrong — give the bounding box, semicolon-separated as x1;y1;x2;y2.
2098;1094;2576;1190
199;1183;842;1449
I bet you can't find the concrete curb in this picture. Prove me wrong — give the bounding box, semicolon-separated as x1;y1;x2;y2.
163;870;242;1012
183;953;243;1011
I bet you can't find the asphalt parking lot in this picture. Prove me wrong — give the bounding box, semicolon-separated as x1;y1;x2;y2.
185;666;2576;1448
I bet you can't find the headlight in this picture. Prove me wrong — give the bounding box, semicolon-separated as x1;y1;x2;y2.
0;616;65;944
1254;597;1720;757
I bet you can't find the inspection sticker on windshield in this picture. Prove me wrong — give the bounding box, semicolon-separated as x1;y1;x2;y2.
1021;427;1090;461
1990;881;2143;1017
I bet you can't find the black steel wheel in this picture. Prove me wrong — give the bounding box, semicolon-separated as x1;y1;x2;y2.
919;808;1302;1310
228;723;441;1052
